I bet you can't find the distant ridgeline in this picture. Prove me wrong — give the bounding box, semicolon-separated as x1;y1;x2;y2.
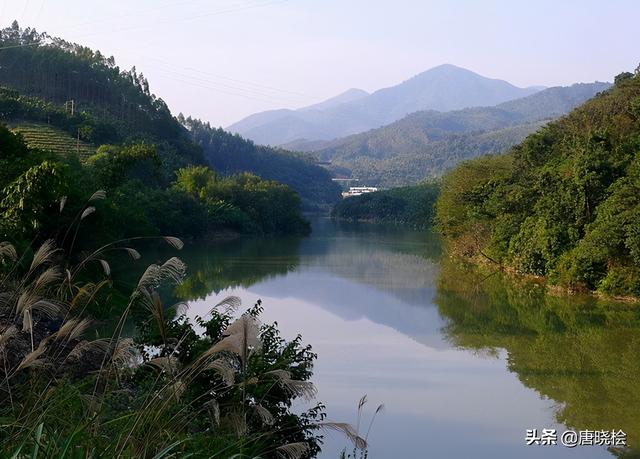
311;82;611;187
0;22;322;244
436;69;640;299
331;183;440;228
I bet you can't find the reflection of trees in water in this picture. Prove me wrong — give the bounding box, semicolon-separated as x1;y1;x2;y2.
175;237;302;301
436;259;640;454
176;219;442;308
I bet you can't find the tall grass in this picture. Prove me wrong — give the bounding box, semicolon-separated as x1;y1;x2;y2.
0;194;365;458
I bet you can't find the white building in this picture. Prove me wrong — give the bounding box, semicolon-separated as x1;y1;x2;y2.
342;186;378;198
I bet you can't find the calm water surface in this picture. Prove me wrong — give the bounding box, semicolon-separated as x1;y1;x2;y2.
175;218;639;458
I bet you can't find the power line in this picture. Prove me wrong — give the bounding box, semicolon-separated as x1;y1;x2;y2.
0;0;318;105
34;0;45;23
52;0;205;33
0;41;42;51
141;57;316;103
143;55;316;99
153;67;306;106
0;0;7;22
0;0;319;109
148;64;308;104
20;0;30;23
73;0;290;40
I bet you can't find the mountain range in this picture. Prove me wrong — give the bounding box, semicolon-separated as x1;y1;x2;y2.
228;64;543;146
307;82;611;187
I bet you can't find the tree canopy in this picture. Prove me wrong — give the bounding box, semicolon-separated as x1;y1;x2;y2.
436;68;640;298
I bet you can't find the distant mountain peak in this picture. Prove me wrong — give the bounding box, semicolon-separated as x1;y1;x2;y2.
299;88;369;112
425;63;470;72
228;65;544;146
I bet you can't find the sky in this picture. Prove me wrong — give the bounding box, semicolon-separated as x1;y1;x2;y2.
1;0;638;127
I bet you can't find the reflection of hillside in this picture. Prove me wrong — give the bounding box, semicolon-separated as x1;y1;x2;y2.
247;219;448;348
177;218;442;308
177;218;448;349
436;259;640;454
314;250;438;306
175;237;302;301
251;269;449;350
305;218;441;307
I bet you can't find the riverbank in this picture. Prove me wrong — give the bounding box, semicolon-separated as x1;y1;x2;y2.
451;250;640;305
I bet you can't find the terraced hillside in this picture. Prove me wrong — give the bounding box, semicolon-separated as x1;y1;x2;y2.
8;122;96;159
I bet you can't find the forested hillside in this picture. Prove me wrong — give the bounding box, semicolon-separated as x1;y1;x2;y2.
332;121;547;186
181;117;341;210
0;22;338;210
0;23;194;152
436;69;640;298
313;83;610;187
0;23;312;243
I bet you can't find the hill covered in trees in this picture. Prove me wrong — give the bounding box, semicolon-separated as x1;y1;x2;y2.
331;183;439;228
310;82;610;187
180;117;340;210
0;22;339;211
436;69;640;298
0;22;317;243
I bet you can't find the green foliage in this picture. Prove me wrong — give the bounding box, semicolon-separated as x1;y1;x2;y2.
0;24;312;243
436;68;640;297
88;143;162;189
0;126;82;240
0;23;205;170
0;232;331;458
181;117;341;210
0;86;118;145
0;124;309;248
173;166;310;236
331;183;440;228
0;160;67;236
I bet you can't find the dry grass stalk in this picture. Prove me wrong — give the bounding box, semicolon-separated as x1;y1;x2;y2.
200;314;261;368
146;356;179;374
89;190;106;201
265;369;317;401
28;239;57;273
204;358;235;386
319;422;367;450
254;404;274;426
163;236;184;250
0;242;17;262
68;338;110;360
276;442;310;459
16;342;49;371
80;206;96;220
0;325;18;350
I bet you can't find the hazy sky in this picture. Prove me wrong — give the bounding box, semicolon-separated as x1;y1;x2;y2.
1;0;638;126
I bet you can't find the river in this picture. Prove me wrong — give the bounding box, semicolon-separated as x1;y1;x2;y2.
173;217;639;458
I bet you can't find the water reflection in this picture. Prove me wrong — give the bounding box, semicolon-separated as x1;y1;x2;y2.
176;236;302;300
175;219;635;458
436;259;640;456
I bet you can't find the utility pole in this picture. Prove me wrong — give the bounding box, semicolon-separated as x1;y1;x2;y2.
66;100;75;115
77;128;80;155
